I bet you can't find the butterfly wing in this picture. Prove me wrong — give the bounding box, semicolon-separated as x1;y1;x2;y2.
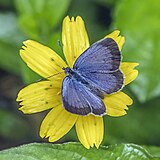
79;70;124;94
62;76;106;116
73;38;124;94
73;38;121;73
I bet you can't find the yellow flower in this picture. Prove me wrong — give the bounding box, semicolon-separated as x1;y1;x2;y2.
16;16;138;149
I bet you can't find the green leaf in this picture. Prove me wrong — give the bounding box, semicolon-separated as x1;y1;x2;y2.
15;0;72;41
143;146;160;158
0;13;26;74
0;143;157;160
113;0;160;102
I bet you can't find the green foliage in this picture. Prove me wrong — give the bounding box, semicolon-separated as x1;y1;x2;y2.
93;0;118;7
0;142;159;160
0;0;14;8
113;0;160;102
68;0;109;42
104;97;160;145
0;13;25;75
0;0;160;157
144;146;160;158
0;109;30;140
15;0;71;42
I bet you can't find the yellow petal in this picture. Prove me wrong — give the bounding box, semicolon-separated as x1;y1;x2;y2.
120;62;139;85
75;115;104;149
105;30;125;51
40;106;77;142
103;91;133;117
17;80;62;114
62;16;90;67
20;40;67;78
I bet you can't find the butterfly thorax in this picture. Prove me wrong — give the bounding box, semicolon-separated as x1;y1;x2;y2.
63;67;104;99
63;67;85;83
63;67;74;75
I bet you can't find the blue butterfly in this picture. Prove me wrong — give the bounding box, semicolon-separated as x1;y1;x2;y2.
62;38;124;116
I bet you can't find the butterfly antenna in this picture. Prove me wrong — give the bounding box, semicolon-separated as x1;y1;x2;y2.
36;71;64;82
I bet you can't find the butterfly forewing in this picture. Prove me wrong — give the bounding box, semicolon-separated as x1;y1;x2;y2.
62;76;106;116
73;38;121;73
73;37;124;95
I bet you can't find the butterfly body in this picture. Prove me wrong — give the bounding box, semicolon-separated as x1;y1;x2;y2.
63;67;87;84
62;38;124;116
63;67;104;99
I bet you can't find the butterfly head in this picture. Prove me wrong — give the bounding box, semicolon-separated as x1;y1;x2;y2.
62;67;74;75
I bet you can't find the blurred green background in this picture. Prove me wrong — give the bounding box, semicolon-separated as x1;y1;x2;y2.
0;0;160;150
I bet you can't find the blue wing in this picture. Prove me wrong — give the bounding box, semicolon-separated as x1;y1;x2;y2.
73;38;121;73
73;38;124;94
79;70;124;94
62;76;106;116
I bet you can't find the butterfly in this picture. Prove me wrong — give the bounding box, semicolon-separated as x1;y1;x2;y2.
62;38;124;116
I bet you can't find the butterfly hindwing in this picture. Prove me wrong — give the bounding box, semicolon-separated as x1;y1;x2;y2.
62;76;106;116
79;70;124;94
73;38;121;73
